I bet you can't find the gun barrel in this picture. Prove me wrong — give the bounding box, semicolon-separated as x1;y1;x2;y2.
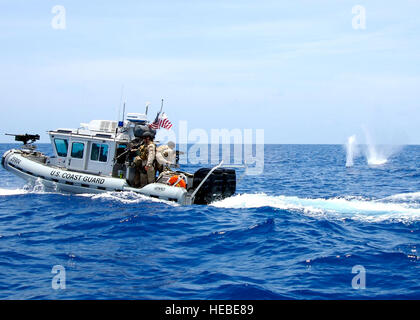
5;133;40;144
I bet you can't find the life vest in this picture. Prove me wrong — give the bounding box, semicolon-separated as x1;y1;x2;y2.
168;175;187;188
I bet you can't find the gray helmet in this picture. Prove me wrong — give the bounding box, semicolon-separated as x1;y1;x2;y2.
133;125;149;138
141;131;154;139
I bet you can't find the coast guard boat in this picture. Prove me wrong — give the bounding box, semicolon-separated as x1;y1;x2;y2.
1;113;236;205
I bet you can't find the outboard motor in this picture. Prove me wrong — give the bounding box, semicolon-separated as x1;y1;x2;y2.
192;168;236;205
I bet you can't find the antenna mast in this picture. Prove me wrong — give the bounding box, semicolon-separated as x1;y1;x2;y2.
145;102;150;116
122;100;126;122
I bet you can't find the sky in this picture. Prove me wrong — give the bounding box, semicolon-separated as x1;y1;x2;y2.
0;0;419;144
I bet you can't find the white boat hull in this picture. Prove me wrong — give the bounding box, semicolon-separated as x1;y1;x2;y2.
2;149;188;204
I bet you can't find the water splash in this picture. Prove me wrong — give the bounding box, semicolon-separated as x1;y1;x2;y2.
345;135;358;167
362;128;403;166
364;130;388;165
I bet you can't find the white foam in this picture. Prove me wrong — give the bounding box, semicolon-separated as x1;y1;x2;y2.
383;192;420;202
0;178;53;196
77;191;179;206
0;184;178;205
0;188;27;196
211;193;420;223
367;157;388;166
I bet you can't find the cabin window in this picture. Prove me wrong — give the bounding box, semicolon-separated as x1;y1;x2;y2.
91;143;109;162
71;142;85;159
54;138;68;157
99;144;109;162
115;144;127;164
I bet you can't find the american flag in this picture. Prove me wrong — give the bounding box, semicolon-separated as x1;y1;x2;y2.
149;112;172;130
149;112;161;130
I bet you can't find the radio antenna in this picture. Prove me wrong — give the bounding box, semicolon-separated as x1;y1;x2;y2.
159;98;164;113
118;85;124;122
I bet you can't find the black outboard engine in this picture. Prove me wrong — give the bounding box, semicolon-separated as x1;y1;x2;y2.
192;168;236;204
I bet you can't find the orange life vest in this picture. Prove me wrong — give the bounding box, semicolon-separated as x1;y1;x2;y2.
168;175;187;188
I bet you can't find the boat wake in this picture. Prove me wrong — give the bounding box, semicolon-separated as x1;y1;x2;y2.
2;184;420;222
0;186;178;206
212;193;420;223
382;192;420;204
0;178;53;196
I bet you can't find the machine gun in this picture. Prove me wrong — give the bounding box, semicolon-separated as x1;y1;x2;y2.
5;133;40;145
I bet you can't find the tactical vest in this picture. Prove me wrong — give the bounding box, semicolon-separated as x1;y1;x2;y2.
138;145;148;161
138;143;156;161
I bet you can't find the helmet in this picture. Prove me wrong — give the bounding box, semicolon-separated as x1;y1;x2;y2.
133;125;148;138
141;131;154;139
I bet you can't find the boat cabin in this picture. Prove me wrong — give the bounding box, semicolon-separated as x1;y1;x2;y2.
47;120;131;177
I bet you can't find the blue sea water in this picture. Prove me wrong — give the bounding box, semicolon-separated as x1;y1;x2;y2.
0;143;419;300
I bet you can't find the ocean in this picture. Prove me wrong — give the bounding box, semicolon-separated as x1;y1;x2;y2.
0;143;419;299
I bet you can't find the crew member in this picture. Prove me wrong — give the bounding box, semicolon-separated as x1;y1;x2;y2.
127;138;143;187
137;132;156;187
155;141;177;174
